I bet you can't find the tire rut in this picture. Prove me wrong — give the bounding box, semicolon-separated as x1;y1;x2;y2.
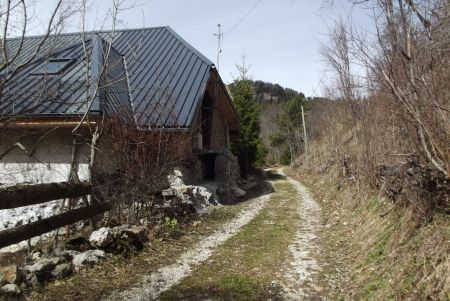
280;172;322;300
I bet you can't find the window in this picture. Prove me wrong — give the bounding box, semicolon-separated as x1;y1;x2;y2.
31;58;74;75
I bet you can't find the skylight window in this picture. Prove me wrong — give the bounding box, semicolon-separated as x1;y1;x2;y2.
31;58;74;75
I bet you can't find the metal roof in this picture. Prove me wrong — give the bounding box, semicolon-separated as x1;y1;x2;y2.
0;26;214;128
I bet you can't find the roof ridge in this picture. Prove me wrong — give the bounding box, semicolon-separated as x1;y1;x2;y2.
165;27;213;66
4;26;170;41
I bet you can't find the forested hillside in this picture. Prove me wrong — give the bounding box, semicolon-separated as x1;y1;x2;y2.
229;80;304;103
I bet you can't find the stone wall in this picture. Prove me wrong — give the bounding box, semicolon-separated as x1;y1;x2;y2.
210;108;229;149
214;148;240;183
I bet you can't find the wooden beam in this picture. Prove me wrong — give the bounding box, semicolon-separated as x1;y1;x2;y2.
0;182;92;210
0;202;111;249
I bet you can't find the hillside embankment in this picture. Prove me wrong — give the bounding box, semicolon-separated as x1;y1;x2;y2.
287;160;449;300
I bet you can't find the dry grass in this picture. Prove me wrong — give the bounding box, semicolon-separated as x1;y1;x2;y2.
20;202;251;301
288;166;450;301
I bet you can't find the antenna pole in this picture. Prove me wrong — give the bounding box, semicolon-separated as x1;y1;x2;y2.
214;24;223;71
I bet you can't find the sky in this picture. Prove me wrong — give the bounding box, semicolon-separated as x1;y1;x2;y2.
28;0;373;97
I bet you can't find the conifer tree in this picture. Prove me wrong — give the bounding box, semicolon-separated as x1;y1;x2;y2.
229;55;262;177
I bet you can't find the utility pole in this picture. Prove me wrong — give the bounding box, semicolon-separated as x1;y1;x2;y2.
214;24;223;71
301;105;308;154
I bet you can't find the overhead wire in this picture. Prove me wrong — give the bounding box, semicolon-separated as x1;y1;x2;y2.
224;0;263;36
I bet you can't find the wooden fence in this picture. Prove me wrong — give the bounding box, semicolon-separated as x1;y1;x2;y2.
0;182;111;249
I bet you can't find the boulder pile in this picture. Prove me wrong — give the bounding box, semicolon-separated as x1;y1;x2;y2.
0;224;148;297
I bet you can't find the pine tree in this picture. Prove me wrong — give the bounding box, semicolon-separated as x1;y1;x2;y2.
229;55;262;177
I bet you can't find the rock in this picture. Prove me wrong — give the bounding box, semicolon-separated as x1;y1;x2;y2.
243;181;258;191
51;263;72;279
173;169;183;178
162;188;178;197
48;257;65;265
192;220;201;227
29;259;56;274
25;272;41;287
181;185;216;212
0;276;5;287
112;225;148;244
111;225;148;253
72;250;105;267
0;265;23;285
89;227;114;248
168;168;184;188
65;235;90;251
61;250;80;261
31;251;42;261
126;226;148;243
1;283;21;295
231;186;246;198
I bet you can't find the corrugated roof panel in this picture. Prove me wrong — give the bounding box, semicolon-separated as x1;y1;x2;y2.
0;26;215;128
0;40;92;116
166;57;204;127
133;40;183;124
158;50;195;126
179;62;210;127
127;30;173;113
137;40;189;126
103;44;134;123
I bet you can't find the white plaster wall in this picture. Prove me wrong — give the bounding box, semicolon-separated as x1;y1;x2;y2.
0;129;90;234
0;130;90;185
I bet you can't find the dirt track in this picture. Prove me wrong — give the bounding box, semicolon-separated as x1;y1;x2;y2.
103;169;322;301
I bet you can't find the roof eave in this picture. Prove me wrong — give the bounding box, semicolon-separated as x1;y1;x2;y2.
1;113;102;128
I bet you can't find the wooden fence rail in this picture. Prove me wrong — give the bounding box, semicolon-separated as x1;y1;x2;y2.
0;202;111;249
0;181;110;249
0;182;93;210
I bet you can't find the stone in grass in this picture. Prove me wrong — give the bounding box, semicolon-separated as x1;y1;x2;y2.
65;235;90;251
28;259;56;274
113;225;148;244
110;225;149;253
60;250;80;261
243;181;258;191
72;250;106;268
1;283;21;295
89;227;114;248
51;263;72;279
0;265;23;285
25;273;41;287
231;186;246;198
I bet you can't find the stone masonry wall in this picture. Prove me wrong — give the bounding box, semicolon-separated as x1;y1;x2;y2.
210;108;228;149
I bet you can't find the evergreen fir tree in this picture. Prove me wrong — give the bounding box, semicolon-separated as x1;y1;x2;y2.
229;55;262;177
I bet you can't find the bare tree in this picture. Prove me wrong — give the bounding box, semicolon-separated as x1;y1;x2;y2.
321;0;449;178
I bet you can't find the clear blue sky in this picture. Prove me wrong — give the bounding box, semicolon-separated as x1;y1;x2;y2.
30;0;372;97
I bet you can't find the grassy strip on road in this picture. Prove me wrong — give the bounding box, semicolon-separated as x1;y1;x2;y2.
160;179;300;301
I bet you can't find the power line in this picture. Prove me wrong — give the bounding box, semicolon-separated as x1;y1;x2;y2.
214;0;263;69
224;0;263;35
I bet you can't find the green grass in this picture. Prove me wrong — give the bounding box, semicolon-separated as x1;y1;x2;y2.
159;180;300;301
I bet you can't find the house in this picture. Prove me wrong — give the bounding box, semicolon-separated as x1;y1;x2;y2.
0;26;240;187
